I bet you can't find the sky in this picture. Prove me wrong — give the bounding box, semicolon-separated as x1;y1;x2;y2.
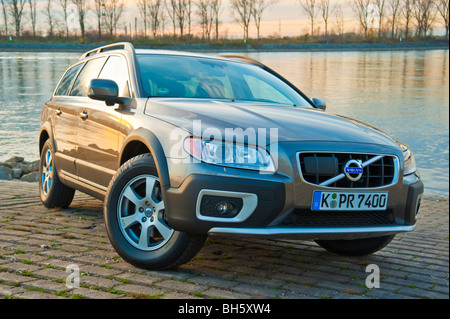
0;0;361;38
3;0;446;39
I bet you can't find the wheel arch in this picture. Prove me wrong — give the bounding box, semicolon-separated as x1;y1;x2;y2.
118;128;170;189
39;126;53;156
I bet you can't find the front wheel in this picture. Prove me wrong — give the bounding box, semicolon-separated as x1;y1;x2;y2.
315;235;396;256
39;139;75;208
104;154;206;270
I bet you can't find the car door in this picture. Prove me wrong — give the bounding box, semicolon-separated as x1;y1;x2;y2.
50;62;83;178
75;55;131;190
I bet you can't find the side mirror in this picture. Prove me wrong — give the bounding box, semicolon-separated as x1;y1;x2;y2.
312;97;326;111
88;79;130;107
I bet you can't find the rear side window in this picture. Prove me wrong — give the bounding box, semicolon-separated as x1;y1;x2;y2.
54;63;82;96
69;57;107;97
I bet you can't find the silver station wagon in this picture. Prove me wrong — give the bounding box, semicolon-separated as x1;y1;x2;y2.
39;42;424;270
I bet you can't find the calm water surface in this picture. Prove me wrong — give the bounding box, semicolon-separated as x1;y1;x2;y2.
0;50;448;196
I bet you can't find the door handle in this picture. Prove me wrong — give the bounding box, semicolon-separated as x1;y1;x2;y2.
55;108;62;116
79;111;88;121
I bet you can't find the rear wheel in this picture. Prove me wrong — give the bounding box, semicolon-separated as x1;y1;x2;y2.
315;235;395;256
39;139;75;208
104;154;206;270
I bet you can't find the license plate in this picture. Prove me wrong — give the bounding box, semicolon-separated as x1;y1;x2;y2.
312;191;388;211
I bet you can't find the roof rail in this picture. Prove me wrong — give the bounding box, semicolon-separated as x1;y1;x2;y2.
80;42;136;60
218;54;265;68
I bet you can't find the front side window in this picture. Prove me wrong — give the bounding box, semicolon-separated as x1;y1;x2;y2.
98;55;131;97
137;55;312;108
54;63;83;96
70;57;107;97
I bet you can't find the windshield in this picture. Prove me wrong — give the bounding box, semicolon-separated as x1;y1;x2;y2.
137;54;312;108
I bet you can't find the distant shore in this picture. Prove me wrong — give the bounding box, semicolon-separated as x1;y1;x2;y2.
1;40;448;53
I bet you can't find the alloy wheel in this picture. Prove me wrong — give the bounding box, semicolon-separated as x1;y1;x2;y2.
41;150;53;196
117;174;174;251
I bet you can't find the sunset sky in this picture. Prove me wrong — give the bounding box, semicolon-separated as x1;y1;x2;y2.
126;0;359;38
216;0;356;38
2;0;359;38
5;0;446;38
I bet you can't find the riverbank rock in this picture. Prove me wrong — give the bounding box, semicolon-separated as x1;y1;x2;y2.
0;157;39;182
0;165;12;180
21;171;39;182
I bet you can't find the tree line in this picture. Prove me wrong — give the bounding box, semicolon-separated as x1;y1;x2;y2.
298;0;449;40
0;0;448;42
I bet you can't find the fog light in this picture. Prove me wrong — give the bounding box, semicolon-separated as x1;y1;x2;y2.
199;195;243;218
216;201;235;215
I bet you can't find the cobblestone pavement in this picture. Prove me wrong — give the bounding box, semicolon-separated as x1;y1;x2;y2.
0;180;448;300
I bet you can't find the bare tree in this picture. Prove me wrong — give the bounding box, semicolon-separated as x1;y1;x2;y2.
333;3;345;36
72;0;89;39
167;0;189;36
8;0;26;38
319;0;334;36
43;0;54;38
94;0;105;39
167;0;176;35
0;0;7;38
252;0;278;39
196;0;214;40
435;0;449;38
374;0;387;38
187;0;192;35
148;0;163;38
413;0;437;36
297;0;317;36
351;0;372;37
59;0;70;38
387;0;401;39
402;0;414;39
211;0;220;39
230;0;253;40
28;0;36;38
103;0;126;38
138;0;149;37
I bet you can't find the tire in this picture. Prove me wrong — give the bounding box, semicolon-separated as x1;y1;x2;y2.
315;235;396;256
104;154;206;270
39;139;75;208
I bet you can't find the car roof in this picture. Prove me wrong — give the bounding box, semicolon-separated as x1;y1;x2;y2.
135;48;218;58
79;42;254;66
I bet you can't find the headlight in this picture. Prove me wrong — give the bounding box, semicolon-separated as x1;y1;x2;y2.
184;137;276;173
399;142;416;175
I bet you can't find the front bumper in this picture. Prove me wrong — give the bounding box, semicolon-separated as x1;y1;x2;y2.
164;142;424;240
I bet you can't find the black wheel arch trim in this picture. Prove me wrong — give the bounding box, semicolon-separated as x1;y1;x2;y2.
118;127;171;190
39;124;55;155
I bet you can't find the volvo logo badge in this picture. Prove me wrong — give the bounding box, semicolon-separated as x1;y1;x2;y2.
344;159;364;181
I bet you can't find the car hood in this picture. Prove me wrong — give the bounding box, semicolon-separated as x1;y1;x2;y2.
144;98;398;147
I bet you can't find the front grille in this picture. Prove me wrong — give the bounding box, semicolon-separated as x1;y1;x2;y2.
281;209;396;227
298;152;397;188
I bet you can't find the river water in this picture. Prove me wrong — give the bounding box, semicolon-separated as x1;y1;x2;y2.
0;49;448;196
